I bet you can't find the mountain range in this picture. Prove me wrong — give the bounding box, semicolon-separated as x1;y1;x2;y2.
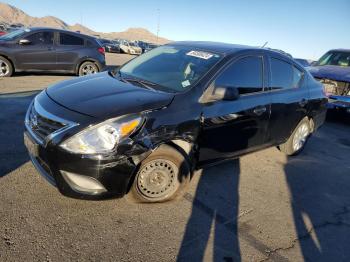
0;2;169;43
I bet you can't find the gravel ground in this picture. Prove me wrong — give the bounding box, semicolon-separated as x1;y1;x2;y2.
1;55;350;261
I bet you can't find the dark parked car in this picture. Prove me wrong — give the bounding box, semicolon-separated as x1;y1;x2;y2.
99;38;120;53
294;58;312;67
308;49;350;113
137;41;159;53
0;24;7;36
0;27;106;77
24;42;327;202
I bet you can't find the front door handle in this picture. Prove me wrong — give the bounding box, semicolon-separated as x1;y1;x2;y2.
299;99;308;107
253;106;267;116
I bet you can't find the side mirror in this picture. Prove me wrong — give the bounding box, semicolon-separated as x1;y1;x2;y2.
19;39;31;45
212;86;240;101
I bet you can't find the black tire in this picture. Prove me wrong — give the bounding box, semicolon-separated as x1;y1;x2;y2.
0;56;13;77
78;61;99;76
126;144;191;203
278;118;311;156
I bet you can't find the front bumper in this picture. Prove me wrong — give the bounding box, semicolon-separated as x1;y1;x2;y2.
130;49;142;55
24;130;139;199
24;94;150;199
327;96;350;113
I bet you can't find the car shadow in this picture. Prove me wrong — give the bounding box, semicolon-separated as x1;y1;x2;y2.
283;123;350;261
326;110;350;126
177;160;241;261
0;91;37;177
9;65;119;78
12;71;76;77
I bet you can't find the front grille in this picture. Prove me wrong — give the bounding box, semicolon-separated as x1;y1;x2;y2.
27;103;66;143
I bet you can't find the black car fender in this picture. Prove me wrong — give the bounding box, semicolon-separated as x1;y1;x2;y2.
0;52;16;69
131;124;199;170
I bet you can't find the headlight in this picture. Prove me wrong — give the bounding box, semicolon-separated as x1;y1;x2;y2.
60;115;142;154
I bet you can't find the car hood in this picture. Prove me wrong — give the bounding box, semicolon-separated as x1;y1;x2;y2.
46;71;174;119
308;65;350;82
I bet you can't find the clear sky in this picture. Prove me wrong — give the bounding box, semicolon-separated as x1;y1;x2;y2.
3;0;350;60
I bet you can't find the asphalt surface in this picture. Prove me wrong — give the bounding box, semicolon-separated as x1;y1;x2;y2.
0;53;133;94
1;54;350;261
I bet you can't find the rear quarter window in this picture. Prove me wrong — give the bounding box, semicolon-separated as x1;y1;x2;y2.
60;33;84;46
86;40;97;47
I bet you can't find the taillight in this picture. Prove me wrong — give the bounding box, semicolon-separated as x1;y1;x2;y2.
98;47;105;55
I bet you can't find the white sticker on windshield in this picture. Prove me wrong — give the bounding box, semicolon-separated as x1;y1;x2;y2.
186;50;214;60
182;80;191;88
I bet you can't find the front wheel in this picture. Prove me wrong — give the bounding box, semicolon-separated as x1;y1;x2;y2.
278;118;311;156
126;145;191;203
78;61;99;76
0;56;13;77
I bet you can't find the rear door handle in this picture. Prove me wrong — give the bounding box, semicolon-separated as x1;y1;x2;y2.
253;106;267;116
299;99;308;107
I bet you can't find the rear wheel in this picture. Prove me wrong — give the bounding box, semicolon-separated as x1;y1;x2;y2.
78;61;99;76
126;145;190;203
278;118;311;156
0;56;13;77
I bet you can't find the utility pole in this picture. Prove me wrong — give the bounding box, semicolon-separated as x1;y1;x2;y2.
156;8;160;44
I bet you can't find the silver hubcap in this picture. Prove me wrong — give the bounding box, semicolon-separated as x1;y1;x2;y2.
81;64;97;75
0;59;9;77
293;123;309;151
137;159;179;199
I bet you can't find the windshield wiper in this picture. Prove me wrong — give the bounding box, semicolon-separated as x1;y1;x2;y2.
115;71;173;92
123;78;157;90
116;72;157;91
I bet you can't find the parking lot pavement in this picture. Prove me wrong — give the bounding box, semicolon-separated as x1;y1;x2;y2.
1;89;350;261
0;53;133;94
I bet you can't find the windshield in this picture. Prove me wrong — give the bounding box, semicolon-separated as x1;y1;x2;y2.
317;51;350;67
0;28;28;41
119;45;222;92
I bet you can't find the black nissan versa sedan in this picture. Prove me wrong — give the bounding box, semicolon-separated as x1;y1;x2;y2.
24;42;327;202
0;27;106;77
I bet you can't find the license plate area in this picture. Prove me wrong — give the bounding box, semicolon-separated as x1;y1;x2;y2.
24;132;39;157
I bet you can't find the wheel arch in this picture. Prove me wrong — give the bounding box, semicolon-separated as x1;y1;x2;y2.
75;58;101;74
0;54;15;71
308;116;315;133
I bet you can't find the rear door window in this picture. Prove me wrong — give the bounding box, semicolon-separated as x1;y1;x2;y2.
270;58;303;90
86;40;96;47
215;56;264;95
60;33;84;46
26;31;54;45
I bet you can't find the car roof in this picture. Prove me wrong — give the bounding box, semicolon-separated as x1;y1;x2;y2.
24;27;96;40
168;41;292;59
169;41;255;54
327;48;350;53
